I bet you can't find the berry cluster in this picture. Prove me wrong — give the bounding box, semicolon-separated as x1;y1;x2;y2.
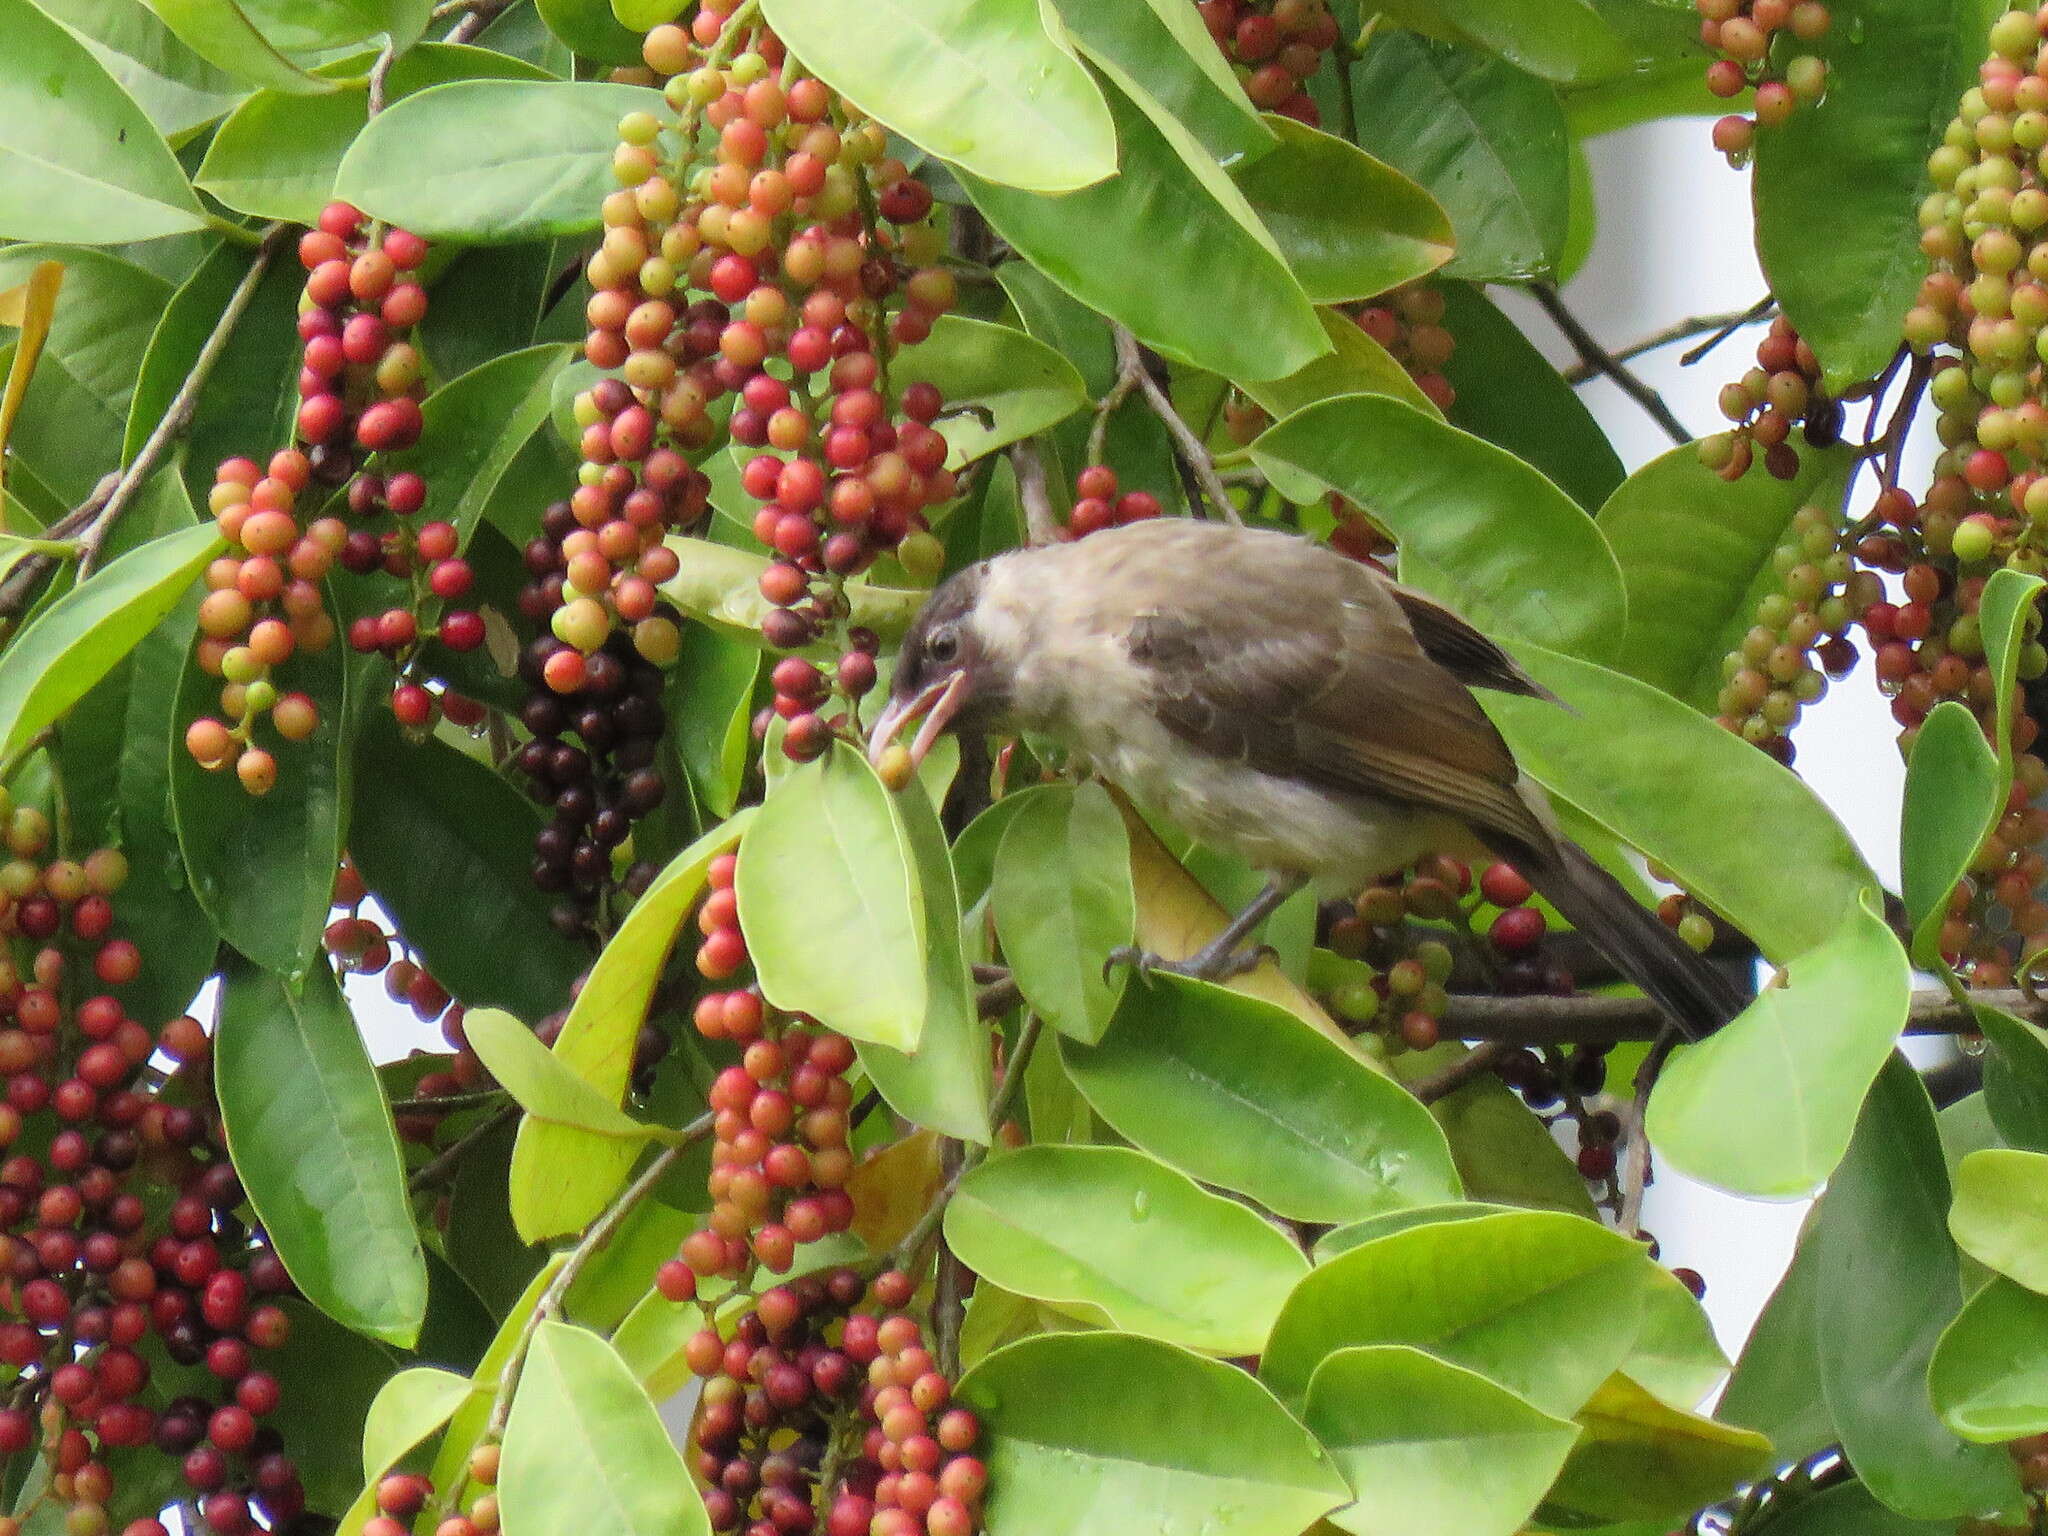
1710;502;1879;763
1351;284;1457;413
1697;0;1831;163
1194;0;1338;125
1697;317;1841;482
0;824;305;1536
1061;466;1163;541
682;1269;987;1536
359;1443;498;1536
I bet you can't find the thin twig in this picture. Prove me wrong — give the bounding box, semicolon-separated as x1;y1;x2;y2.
484;1112;713;1438
990;1013;1043;1129
1560;300;1775;384
1437;984;2012;1044
1112;326;1242;525
1010;439;1060;546
439;0;517;43
396;1088;511;1114
73;223;292;579
1086;355;1143;468
1618;1030;1679;1239
408;1103;518;1192
367;40;399;116
1410;1040;1511;1104
0;476;114;621
1529;283;1692;448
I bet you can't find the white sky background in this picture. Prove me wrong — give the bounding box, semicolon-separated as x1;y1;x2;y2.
340;118;1925;1366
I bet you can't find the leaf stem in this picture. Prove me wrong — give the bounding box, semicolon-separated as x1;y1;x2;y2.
1528;282;1692;448
1110;326;1242;524
1617;1027;1678;1239
1009;438;1059;546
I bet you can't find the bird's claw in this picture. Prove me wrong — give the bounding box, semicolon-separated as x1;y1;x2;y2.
1103;942;1276;986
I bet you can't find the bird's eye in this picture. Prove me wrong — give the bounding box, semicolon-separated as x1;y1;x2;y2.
927;629;960;665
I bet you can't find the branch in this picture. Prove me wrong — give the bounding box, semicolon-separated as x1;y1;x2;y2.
436;0;518;43
1410;1040;1510;1105
408;1103;518;1192
1618;1028;1678;1238
1559;299;1776;384
1437;985;2021;1044
1529;282;1693;448
1111;326;1242;525
1009;438;1060;546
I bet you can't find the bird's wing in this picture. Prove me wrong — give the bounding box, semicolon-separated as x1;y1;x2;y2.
1126;549;1553;859
1385;583;1558;702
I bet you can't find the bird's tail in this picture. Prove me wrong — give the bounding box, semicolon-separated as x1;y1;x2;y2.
1521;841;1748;1041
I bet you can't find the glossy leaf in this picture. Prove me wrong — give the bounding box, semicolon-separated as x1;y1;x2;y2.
0;0;210;241
469;1008;661;1145
1648;893;1908;1197
1348;32;1570;282
500;1322;709;1536
0;260;61;492
1302;1345;1578;1536
1758;1482;1966;1536
423;1259;564;1505
992;781;1133;1044
888;316;1089;469
1230;116;1453;305
1387;0;1631;84
31;0;249;141
1980;567;2046;780
197;44;552;222
1901;701;2000;965
1250;393;1626;659
1486;643;1877;963
258;1299;405;1515
172;614;350;977
1260;1209;1648;1417
335;80;669;241
359;1368;474;1482
1949;1147;2048;1293
1052;0;1273;167
1437;281;1623;513
737;744;927;1050
1754;0;1999;391
1977;1005;2048;1152
1240;308;1438;440
1313;1201;1515;1262
0;520;218;758
348;711;585;1021
668;623;758;818
1542;1372;1772;1525
217;959;426;1347
960;71;1327;383
144;0;338;94
854;768;993;1141
944;1145;1308;1355
1718;1208;1834;1463
1425;1071;1600;1217
233;0;431;53
957;1333;1348;1536
385;344;572;548
1624;1263;1732;1411
759;0;1115;193
534;0;642;64
1812;1056;2024;1520
0;246;171;502
1929;1276;2048;1442
1062;975;1459;1223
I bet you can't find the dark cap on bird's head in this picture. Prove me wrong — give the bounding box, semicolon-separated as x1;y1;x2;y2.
866;558;998;769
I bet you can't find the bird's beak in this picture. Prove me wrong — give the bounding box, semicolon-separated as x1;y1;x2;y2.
867;671;971;770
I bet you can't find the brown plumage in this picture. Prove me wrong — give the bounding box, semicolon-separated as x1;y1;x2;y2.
871;520;1744;1039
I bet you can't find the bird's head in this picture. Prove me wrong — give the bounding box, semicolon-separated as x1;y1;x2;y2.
867;559;1008;770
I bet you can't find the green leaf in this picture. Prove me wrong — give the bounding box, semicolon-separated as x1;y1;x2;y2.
1812;1056;2024;1521
1062;975;1460;1223
668;623;758;819
889;315;1089;469
31;0;249;141
172;612;351;977
1950;1147;2048;1293
1249;393;1626;659
759;0;1115;194
1386;0;1632;84
385;343;572;549
1437;281;1623;514
1313;1200;1517;1262
944;1144;1308;1355
1977;1005;2048;1152
1485;643;1877;963
335;80;669;242
1718;1209;1834;1463
217;958;426;1347
348;711;585;1022
1260;1209;1649;1417
500;1322;709;1536
1230;116;1453;305
258;1299;404;1515
509;810;748;1235
1623;1263;1732;1411
0;246;171;501
0;0;209;240
235;0;431;53
359;1367;475;1482
468;1007;662;1144
854;768;994;1141
534;0;643;64
1597;440;1855;708
1901;701;2001;965
960;69;1327;383
1051;0;1273;167
1301;1345;1578;1536
1754;0;1997;391
1348;32;1570;282
0;520;218;758
992;781;1133;1044
1240;308;1440;434
1930;1275;2048;1442
423;1257;564;1502
1754;1482;1963;1536
1979;566;2046;781
143;0;340;94
196;44;553;222
1542;1372;1773;1525
957;1333;1348;1536
1648;893;1909;1197
1424;1071;1600;1217
736;744;927;1050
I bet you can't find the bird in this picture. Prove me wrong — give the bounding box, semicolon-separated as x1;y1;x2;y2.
865;517;1746;1042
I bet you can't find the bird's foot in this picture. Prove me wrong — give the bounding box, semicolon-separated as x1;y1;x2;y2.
1104;941;1276;986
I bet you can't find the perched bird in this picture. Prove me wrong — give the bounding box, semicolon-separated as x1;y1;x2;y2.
867;518;1744;1041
